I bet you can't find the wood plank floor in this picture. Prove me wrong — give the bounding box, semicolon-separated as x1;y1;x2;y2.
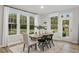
0;40;79;53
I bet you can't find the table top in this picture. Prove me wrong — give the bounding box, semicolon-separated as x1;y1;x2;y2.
30;34;42;38
30;33;53;38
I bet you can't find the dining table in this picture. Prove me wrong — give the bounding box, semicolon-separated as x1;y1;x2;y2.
29;33;54;51
29;32;53;41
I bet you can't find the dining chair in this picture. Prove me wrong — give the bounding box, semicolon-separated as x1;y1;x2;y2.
47;34;55;47
38;35;49;51
22;33;38;53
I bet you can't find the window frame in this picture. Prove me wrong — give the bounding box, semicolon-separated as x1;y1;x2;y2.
8;13;17;35
8;8;36;36
20;15;27;34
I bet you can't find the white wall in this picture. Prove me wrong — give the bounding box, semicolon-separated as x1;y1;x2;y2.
39;14;49;32
0;6;4;47
71;7;79;43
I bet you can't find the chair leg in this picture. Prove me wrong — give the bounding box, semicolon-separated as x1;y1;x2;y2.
47;40;51;48
38;42;40;46
45;40;49;48
23;44;25;51
49;41;51;48
42;42;45;51
28;46;30;53
51;40;55;46
42;45;44;51
35;43;37;50
46;43;49;48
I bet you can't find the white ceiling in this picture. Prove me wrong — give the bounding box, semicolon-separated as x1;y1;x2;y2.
10;5;79;15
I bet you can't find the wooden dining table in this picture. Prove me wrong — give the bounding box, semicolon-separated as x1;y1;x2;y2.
29;34;42;41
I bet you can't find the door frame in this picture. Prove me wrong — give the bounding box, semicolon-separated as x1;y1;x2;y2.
61;12;72;41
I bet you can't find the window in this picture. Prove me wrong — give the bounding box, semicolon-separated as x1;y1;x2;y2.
29;16;35;34
62;20;69;37
20;15;27;33
51;16;58;32
8;14;17;35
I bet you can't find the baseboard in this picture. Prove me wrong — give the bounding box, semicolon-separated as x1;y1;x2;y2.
53;39;78;45
1;41;23;48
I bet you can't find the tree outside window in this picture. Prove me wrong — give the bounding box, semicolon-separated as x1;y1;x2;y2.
29;16;34;34
51;16;58;33
62;20;69;37
20;15;27;33
8;14;17;35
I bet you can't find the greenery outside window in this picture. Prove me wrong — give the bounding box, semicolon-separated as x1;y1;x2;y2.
20;15;27;33
51;16;58;33
62;20;69;37
8;14;17;35
29;16;34;34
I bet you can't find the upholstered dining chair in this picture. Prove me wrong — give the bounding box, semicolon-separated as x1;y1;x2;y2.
22;33;38;53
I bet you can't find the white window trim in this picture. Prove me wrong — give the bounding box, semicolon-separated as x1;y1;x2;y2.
49;13;59;33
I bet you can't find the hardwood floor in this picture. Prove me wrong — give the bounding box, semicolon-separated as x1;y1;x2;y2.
0;40;79;53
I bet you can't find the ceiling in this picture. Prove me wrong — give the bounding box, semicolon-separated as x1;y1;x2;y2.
10;5;79;15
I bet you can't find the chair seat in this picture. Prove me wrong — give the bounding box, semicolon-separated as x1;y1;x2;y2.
47;38;51;40
38;39;45;42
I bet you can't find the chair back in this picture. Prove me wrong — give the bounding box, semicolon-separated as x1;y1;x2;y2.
22;33;30;46
49;34;53;39
42;35;48;39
